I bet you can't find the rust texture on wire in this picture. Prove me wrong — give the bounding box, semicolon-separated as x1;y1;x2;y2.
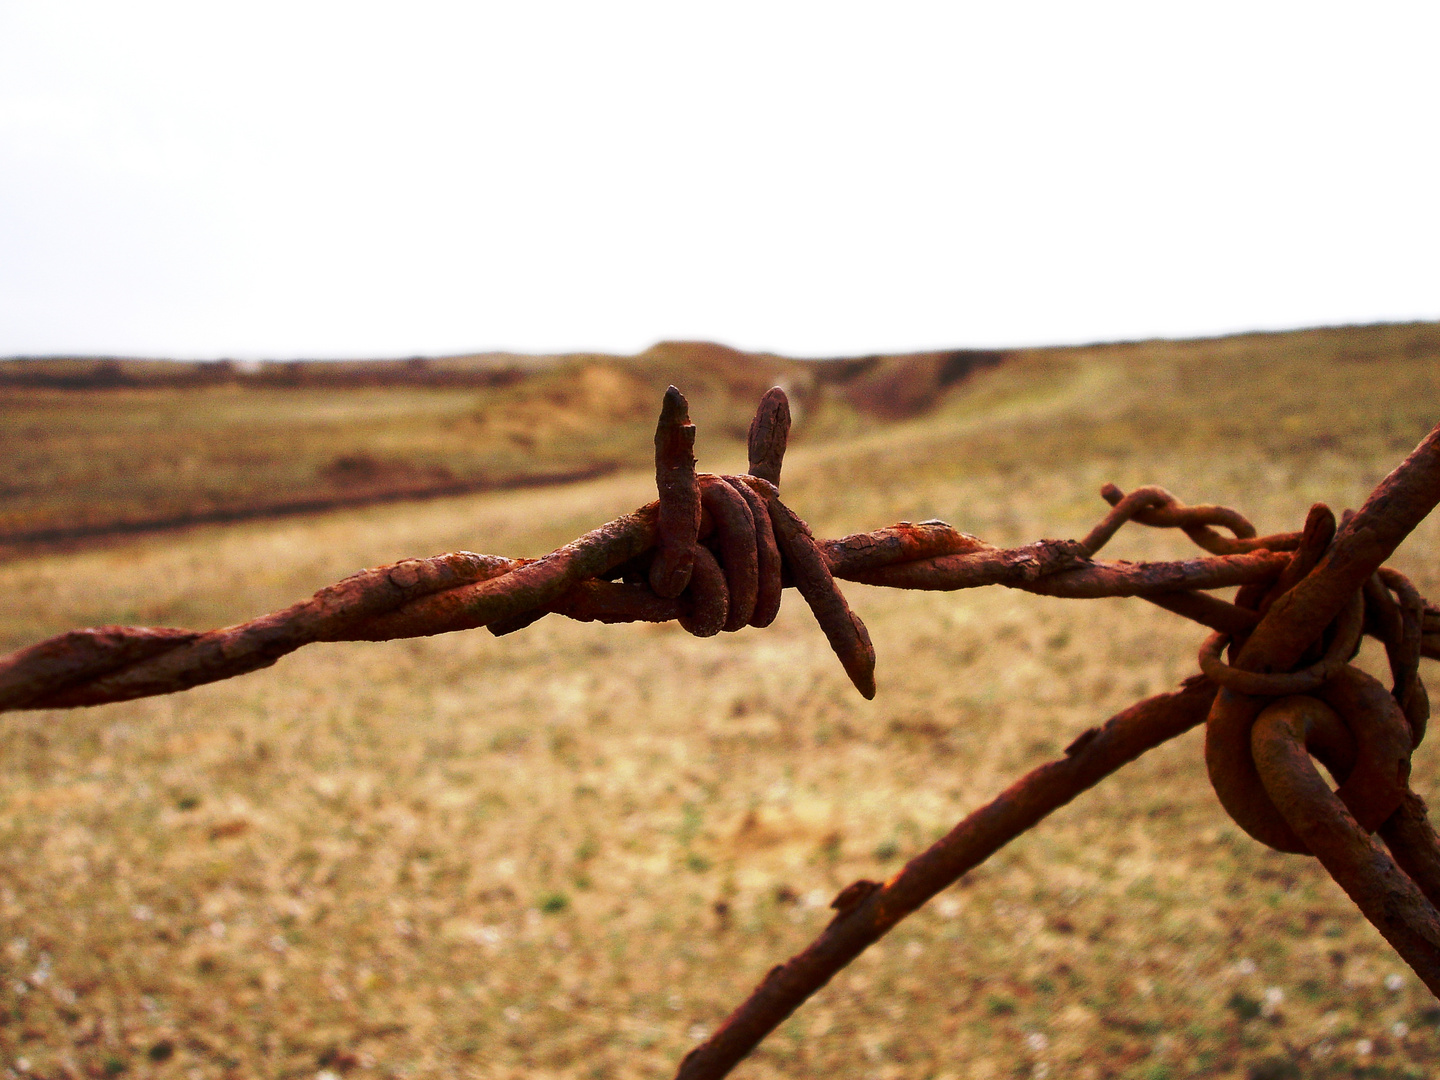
3;386;1440;1079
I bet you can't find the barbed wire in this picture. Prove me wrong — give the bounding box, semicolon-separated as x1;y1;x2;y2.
0;387;1313;712
3;386;1439;1079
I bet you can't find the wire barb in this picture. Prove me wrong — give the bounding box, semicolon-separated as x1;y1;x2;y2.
743;475;877;699
746;385;791;487
650;385;702;598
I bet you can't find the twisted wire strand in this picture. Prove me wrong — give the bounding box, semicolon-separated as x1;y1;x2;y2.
1202;419;1440;858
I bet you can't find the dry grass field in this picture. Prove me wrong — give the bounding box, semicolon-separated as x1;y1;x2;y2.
2;325;1439;1080
0;342;998;546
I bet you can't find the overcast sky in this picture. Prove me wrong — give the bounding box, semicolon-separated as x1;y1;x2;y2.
1;3;1437;360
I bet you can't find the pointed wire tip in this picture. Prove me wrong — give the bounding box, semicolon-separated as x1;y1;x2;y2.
660;385;690;424
761;385;788;405
747;387;792;487
755;386;791;425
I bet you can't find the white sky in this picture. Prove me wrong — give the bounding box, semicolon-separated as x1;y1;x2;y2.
1;2;1437;360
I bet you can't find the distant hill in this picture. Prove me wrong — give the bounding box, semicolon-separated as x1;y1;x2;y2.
2;322;1435;552
0;341;1008;422
0;340;1010;550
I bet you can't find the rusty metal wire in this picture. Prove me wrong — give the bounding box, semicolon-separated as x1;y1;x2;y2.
3;385;1439;1079
0;387;1298;712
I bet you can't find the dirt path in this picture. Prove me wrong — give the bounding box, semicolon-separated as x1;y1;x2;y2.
0;464;620;558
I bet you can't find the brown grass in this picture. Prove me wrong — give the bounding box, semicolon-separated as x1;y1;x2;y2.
0;341;1003;547
2;326;1439;1079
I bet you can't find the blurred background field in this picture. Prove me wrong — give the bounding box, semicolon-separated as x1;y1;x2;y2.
2;324;1440;1079
0;342;1003;547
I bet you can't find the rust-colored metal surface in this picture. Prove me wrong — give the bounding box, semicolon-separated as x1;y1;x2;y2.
698;475;759;632
2;387;1439;1079
745;385;790;487
1252;695;1440;995
650;385;702;599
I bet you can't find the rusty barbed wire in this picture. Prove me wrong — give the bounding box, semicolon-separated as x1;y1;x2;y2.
0;386;1303;711
2;386;1439;1079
